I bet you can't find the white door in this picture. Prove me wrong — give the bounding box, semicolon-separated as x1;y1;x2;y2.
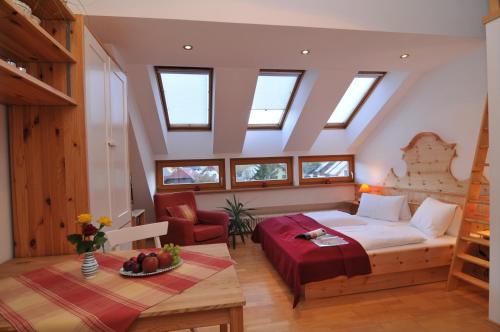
84;29;112;221
108;62;131;229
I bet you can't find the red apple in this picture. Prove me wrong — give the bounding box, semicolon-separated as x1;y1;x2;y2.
123;260;134;272
131;262;141;274
137;253;146;264
158;252;173;268
142;256;159;273
130;257;138;263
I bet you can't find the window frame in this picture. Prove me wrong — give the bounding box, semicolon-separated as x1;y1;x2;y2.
155;66;214;131
155;159;225;192
298;155;355;185
325;71;386;129
230;156;294;188
248;69;305;130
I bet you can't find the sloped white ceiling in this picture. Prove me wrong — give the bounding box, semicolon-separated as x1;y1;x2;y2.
283;69;355;151
213;68;258;153
84;13;485;157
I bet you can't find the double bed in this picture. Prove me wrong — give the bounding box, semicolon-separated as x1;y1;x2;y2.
251;132;468;307
252;206;457;307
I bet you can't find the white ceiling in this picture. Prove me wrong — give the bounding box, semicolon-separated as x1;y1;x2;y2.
75;0;487;38
84;11;485;156
87;16;483;70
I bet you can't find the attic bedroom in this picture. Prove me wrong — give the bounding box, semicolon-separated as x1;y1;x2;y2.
0;0;499;331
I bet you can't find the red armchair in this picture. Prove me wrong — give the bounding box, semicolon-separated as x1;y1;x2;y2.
154;192;229;246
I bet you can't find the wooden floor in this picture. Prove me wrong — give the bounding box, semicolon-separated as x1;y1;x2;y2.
179;239;499;332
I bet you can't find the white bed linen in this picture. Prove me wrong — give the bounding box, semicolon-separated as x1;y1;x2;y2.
304;210;454;251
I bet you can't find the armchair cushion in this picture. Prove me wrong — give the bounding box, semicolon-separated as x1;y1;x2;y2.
197;209;229;226
193;224;225;242
166;204;198;224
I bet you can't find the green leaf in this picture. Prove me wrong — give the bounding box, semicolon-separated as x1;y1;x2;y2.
76;240;92;254
67;234;82;245
94;235;107;247
94;231;105;239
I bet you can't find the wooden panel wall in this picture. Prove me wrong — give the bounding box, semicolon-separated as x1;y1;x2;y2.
9;16;88;257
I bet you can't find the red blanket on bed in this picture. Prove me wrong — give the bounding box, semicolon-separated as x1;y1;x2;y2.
251;213;371;307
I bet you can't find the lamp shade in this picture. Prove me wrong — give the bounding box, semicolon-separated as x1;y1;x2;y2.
359;183;371;193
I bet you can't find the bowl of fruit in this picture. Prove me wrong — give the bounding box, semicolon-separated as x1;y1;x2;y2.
120;244;182;277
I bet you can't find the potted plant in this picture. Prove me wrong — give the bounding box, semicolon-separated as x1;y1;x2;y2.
67;214;112;278
220;195;255;248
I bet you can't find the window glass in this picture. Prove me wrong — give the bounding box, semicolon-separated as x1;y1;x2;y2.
156;67;212;129
301;161;350;179
327;72;385;127
162;165;220;185
248;71;303;128
235;163;288;183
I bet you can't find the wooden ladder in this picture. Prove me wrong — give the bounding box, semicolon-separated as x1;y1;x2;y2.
448;101;490;291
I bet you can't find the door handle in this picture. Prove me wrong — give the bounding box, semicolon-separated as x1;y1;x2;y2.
107;141;116;147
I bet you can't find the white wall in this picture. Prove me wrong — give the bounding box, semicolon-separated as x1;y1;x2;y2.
195;186;354;211
356;48;487;184
486;17;500;325
0;105;13;263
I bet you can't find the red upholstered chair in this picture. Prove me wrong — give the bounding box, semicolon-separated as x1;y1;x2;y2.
154;192;229;246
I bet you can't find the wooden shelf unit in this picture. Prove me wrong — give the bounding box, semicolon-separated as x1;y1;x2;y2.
23;0;75;21
0;0;75;63
0;59;76;106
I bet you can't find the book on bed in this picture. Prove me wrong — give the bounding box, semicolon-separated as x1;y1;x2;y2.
311;234;348;247
295;228;348;247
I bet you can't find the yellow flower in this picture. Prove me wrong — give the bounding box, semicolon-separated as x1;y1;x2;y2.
76;213;92;224
98;216;112;227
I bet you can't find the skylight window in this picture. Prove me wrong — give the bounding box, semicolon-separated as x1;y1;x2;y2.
248;70;304;129
155;67;213;130
326;72;385;129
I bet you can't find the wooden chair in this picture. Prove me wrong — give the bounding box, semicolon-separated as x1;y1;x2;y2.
106;222;169;251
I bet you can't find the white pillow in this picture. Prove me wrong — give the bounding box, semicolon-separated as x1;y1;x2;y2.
446;206;463;237
400;196;412;221
410;197;457;238
357;193;405;222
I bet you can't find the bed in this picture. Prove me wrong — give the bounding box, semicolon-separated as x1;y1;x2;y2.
252;208;457;306
251;132;468;306
301;210;456;300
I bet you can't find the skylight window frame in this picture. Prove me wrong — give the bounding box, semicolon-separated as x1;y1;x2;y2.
325;71;386;129
155;66;214;131
248;69;305;130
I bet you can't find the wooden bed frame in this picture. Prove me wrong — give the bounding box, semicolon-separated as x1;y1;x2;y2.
303;243;454;299
301;133;468;300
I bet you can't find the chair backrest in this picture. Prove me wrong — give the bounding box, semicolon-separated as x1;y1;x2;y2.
154;192;197;220
106;222;169;251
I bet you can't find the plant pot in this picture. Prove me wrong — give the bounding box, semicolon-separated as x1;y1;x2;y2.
81;251;99;279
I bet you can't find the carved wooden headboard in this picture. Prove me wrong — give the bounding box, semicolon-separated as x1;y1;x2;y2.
373;132;468;211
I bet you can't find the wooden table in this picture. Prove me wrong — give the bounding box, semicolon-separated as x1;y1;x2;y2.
0;244;246;332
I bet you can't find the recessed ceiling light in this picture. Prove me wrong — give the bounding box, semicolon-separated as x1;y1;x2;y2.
400;53;409;59
183;45;193;50
300;49;310;55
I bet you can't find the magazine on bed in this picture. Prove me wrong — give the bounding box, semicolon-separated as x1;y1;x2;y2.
295;228;348;247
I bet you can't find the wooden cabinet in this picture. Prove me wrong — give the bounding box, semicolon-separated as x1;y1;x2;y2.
8;10;88;257
84;29;131;230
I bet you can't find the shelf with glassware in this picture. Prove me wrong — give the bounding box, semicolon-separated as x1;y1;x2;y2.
0;0;76;106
